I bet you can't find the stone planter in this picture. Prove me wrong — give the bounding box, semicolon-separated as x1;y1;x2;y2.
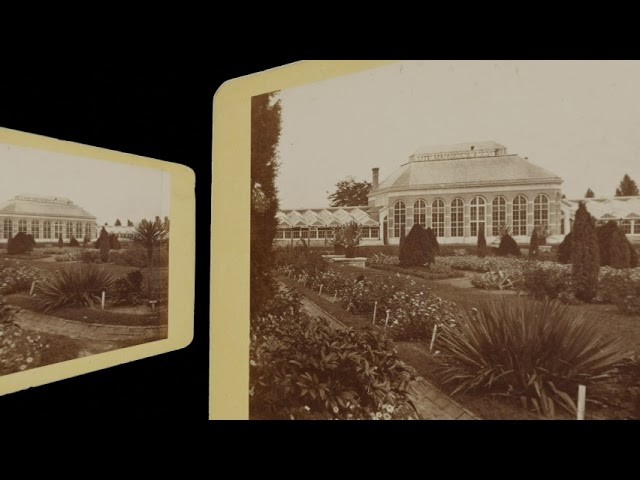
334;244;345;255
345;246;356;258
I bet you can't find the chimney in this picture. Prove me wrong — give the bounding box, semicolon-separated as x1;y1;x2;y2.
372;168;379;189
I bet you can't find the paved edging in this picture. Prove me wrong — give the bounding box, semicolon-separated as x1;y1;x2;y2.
14;310;167;342
293;286;481;420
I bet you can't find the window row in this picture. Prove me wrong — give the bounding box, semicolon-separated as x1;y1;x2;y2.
392;195;550;238
276;227;380;240
595;219;640;235
2;220;94;240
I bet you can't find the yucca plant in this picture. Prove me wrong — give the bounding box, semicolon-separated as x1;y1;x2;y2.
132;218;169;298
34;264;118;312
436;297;632;417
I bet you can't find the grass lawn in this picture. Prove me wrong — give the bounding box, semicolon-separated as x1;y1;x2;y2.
280;263;640;420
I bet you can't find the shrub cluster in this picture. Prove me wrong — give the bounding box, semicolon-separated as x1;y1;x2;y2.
7;232;36;255
598;267;640;314
110;269;144;306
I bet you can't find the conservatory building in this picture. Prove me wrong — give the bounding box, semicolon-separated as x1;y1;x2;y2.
0;194;97;244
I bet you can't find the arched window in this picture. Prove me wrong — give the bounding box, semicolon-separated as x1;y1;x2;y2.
451;198;464;237
634;220;640;235
3;219;12;239
432;199;445;237
393;201;406;238
534;194;549;228
54;221;62;239
18;219;27;234
43;221;52;239
470;196;486;237
31;220;40;239
85;223;92;239
513;195;528;236
413;199;427;227
621;220;632;234
65;222;73;239
76;222;82;238
492;197;507;236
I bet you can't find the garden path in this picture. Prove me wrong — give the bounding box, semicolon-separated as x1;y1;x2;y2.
14;309;167;342
293;286;481;420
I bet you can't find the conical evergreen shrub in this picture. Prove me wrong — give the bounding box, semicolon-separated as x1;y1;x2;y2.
69;236;80;247
557;231;573;264
477;223;487;258
572;202;600;302
399;224;429;267
425;227;439;261
497;234;520;257
529;227;539;259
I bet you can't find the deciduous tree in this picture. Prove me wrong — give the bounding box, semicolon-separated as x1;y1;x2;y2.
327;176;372;207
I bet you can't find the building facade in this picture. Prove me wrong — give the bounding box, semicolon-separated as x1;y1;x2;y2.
562;197;640;241
0;194;97;244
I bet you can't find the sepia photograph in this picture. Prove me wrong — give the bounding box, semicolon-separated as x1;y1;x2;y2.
0;142;171;380
246;60;640;420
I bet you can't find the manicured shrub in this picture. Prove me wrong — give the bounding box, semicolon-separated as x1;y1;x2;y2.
437;297;631;418
477;224;487;258
599;267;640;314
83;235;90;247
399;224;430;267
425;227;439;258
529;227;539;259
497;234;520;257
368;263;464;281
7;232;36;255
597;220;632;269
98;227;110;263
572;202;600;303
250;311;419;420
34;264;118;312
109;233;121;250
557;231;573;264
58;234;63;248
69;236;80;247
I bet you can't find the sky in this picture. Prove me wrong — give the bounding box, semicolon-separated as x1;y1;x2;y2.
274;60;640;209
0;143;171;225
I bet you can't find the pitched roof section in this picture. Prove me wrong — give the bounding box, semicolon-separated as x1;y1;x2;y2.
278;206;379;228
0;194;96;220
566;197;640;220
413;141;506;156
375;155;562;193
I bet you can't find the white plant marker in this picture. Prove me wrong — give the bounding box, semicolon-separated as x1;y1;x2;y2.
303;278;307;287
319;284;323;295
333;291;338;303
101;291;106;310
577;385;586;420
384;310;390;328
372;301;377;324
30;281;37;296
429;324;439;352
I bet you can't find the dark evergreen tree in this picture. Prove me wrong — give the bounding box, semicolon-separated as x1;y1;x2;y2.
630;243;639;268
251;91;282;318
7;232;35;255
399;224;429;267
571;202;600;302
557;231;573;264
99;227;110;262
83;235;90;247
114;219;122;227
58;234;63;248
477;223;487;258
616;174;639;196
529;226;539;258
585;188;595;198
127;220;134;227
109;233;121;250
69;236;80;247
424;227;439;262
597;220;634;269
497;234;520;256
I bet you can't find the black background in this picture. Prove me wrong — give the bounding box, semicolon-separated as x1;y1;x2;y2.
0;59;297;420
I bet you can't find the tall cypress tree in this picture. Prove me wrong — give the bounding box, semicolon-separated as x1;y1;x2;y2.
529;226;539;258
571;202;600;302
477;223;487;258
99;227;110;263
251;92;282;318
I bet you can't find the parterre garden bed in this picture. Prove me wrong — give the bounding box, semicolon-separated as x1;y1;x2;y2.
273;247;640;420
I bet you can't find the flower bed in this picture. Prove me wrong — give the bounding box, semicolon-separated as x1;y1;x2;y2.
598;267;640;314
368;263;465;281
0;260;45;295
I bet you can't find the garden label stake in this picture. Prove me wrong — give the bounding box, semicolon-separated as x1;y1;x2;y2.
101;291;106;309
30;281;37;296
429;324;439;352
333;291;337;303
577;385;586;420
319;284;323;295
372;301;377;324
384;310;390;328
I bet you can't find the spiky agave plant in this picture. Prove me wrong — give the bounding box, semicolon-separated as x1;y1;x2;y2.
34;264;118;312
131;218;168;298
436;297;632;417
